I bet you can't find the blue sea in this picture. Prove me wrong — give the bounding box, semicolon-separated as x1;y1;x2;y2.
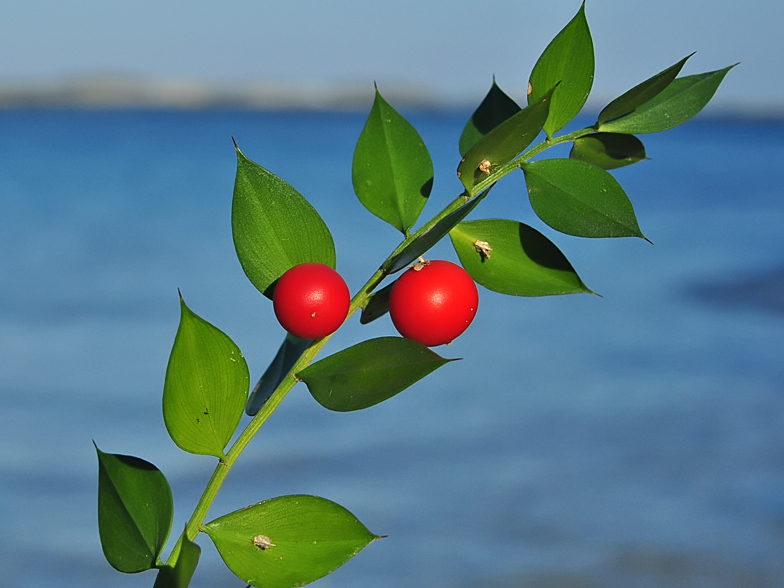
1;107;783;588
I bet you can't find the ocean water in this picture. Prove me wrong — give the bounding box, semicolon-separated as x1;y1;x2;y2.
1;108;783;588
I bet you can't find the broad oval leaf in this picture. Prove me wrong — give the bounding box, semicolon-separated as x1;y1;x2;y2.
570;133;647;170
352;87;433;235
522;158;645;239
597;65;736;134
528;1;594;137
597;53;693;127
233;145;336;298
459;78;521;157
359;281;394;325
163;296;250;458
153;533;201;588
95;445;173;573
383;186;491;274
298;336;455;412
449;219;593;296
204;495;380;588
458;88;554;194
246;334;312;416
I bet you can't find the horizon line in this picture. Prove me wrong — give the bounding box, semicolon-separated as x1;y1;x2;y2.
1;74;782;118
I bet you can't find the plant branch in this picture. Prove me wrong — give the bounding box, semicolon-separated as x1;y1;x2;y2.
471;126;596;195
164;124;597;564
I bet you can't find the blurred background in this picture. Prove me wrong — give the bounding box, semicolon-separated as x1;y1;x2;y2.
1;1;783;587
1;0;782;110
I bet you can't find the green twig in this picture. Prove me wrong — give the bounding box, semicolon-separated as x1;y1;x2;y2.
165;123;584;564
471;126;596;196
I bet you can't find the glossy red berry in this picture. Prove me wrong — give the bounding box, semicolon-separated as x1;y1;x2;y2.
389;260;478;346
273;263;350;339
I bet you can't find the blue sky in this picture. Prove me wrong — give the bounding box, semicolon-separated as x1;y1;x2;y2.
1;0;781;107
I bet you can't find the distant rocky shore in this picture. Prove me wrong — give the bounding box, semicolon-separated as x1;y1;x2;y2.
0;76;441;110
1;76;782;117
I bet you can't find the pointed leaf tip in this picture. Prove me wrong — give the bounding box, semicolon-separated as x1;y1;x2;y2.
153;530;201;588
597;53;694;128
522;158;645;239
352;89;433;233
528;2;594;136
163;300;249;457
205;495;379;588
450;219;593;296
458;86;554;194
232;150;336;297
598;64;735;134
299;337;454;411
459;79;522;157
95;446;173;574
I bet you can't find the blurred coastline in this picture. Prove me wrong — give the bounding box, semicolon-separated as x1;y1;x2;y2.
0;75;435;110
2;74;784;118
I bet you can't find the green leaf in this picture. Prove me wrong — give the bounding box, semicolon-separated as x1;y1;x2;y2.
459;78;521;157
298;337;455;412
597;65;736;134
163;296;250;458
449;219;593;296
232;145;336;298
383;186;491;274
597;53;693;127
570;133;647;170
204;495;380;588
458;88;554;194
528;1;594;137
153;532;201;588
359;282;394;325
522;158;646;239
352;87;434;234
95;445;173;574
246;334;312;416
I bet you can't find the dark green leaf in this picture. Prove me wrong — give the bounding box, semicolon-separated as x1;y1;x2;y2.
153;532;201;588
359;282;394;325
163;296;250;458
459;79;521;157
570;133;647;169
458;88;554;194
522;158;646;239
450;219;593;296
528;1;594;137
204;495;380;588
383;186;491;274
352;87;433;234
174;537;201;588
95;445;173;573
246;334;312;416
232;145;336;298
597;53;693;126
298;337;455;412
597;65;736;134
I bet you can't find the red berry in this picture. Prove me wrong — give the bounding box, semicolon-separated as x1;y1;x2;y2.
389;260;478;346
273;263;350;339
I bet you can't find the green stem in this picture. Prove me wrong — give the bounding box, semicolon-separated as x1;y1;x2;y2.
471;126;596;196
172;267;389;553
165;123;595;565
184;335;330;541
